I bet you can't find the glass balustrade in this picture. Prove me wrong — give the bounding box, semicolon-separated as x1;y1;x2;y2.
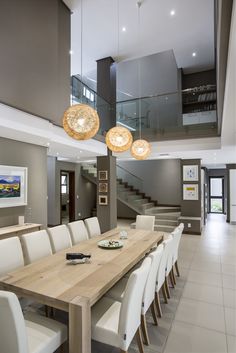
72;76;218;142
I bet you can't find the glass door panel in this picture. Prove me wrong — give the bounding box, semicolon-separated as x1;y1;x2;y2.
209;177;224;214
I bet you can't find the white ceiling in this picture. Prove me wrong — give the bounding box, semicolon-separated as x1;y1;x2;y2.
67;0;215;76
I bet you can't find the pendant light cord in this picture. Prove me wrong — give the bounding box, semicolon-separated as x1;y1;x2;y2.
80;0;83;97
137;1;142;140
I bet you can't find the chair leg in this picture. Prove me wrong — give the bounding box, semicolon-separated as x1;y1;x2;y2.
165;277;171;299
150;300;158;326
141;314;150;345
169;270;175;288
45;305;49;317
60;342;67;353
120;351;128;353
155;291;162;317
136;326;145;353
175;261;180;277
162;284;168;304
172;268;176;285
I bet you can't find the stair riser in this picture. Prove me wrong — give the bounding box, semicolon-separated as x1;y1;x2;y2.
154;225;176;232
155;220;178;226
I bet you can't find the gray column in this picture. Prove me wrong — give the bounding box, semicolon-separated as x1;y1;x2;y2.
96;57;116;134
96;154;117;232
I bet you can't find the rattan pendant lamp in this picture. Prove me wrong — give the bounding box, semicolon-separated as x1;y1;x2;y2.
131;0;151;160
105;0;133;153
63;0;100;140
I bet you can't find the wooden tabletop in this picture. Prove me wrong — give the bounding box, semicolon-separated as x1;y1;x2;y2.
0;228;163;309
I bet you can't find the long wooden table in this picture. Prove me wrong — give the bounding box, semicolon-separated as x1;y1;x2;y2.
0;228;163;353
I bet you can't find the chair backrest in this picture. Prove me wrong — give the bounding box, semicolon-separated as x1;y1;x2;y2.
48;225;72;253
142;244;163;314
156;235;173;291
136;215;155;231
67;220;89;245
166;231;178;275
0;237;24;277
21;230;52;265
84;217;101;238
173;223;184;263
0;291;28;353
118;257;151;350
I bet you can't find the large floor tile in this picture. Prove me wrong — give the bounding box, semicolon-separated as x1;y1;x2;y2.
175;298;225;333
164;321;227;353
222;274;236;290
223;288;236;309
225;307;236;336
182;282;223;305
221;264;236;276
227;335;236;353
192;252;221;263
190;259;221;274
187;269;222;287
221;255;236;266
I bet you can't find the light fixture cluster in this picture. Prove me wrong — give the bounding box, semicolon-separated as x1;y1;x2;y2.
105;126;151;160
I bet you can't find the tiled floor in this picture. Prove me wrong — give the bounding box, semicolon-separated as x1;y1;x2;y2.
113;214;236;353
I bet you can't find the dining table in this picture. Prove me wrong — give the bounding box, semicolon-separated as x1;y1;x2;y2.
0;227;163;353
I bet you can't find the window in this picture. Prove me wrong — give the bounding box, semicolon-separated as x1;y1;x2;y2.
61;173;68;194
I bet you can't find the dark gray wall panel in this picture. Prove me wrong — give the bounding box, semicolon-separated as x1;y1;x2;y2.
0;0;70;125
118;159;181;205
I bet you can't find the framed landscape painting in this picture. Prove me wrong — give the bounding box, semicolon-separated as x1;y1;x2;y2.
0;165;28;208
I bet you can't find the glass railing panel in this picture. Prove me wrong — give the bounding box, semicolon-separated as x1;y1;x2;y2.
116;91;217;141
72;75;218;142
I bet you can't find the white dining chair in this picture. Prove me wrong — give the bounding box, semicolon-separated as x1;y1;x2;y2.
67;220;89;244
0;237;24;277
135;215;155;231
48;225;72;253
21;230;52;265
173;223;184;277
106;244;164;345
91;257;151;353
84;217;101;238
155;235;173;317
0;290;67;353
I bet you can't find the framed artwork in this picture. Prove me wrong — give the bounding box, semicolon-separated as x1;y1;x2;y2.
183;165;199;181
183;184;199;200
98;170;108;181
99;182;108;193
99;195;108;205
0;165;28;208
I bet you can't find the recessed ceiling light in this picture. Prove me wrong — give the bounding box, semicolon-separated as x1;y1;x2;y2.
170;9;175;16
122;27;126;32
192;52;197;57
69;50;74;55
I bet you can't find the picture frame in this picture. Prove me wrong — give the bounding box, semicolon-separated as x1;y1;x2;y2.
98;170;108;181
183;165;199;181
99;182;108;193
99;195;108;205
0;165;28;208
183;184;199;200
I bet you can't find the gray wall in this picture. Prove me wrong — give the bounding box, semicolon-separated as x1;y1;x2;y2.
118;159;181;205
0;137;47;227
47;158;96;226
0;0;70;125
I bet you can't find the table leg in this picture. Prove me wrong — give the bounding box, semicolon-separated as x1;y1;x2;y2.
69;296;91;353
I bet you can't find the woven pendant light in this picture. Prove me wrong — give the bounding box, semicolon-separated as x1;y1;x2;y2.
131;139;151;160
131;1;151;160
62;0;100;141
106;126;133;152
63;104;99;140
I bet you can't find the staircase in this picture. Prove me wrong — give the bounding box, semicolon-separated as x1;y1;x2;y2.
81;163;181;232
